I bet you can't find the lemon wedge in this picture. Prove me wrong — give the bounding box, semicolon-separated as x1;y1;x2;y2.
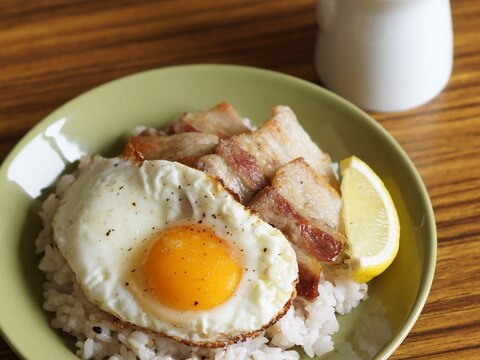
340;156;400;283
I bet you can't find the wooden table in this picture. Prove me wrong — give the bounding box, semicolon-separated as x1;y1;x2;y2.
0;1;478;359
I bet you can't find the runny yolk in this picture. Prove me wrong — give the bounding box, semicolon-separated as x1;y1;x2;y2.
143;225;242;311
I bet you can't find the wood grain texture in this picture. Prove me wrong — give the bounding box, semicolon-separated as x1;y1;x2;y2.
0;0;479;359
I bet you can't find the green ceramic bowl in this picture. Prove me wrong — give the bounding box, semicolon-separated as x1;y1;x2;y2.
0;65;436;359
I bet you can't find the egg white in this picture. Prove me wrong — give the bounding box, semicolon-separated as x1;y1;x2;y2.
52;155;298;345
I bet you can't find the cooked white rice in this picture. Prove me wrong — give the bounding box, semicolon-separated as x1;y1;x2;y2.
36;156;368;360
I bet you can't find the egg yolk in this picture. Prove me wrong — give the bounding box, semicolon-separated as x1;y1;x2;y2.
143;225;242;311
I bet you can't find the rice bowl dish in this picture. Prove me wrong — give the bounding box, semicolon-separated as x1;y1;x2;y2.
0;65;436;360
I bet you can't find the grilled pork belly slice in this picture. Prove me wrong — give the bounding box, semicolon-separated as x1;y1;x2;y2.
232;106;336;183
294;246;322;299
249;157;344;261
272;157;342;229
195;152;261;203
167;102;253;138
249;158;345;298
122;133;219;167
196;106;338;203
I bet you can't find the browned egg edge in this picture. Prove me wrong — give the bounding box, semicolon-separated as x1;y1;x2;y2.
105;275;299;349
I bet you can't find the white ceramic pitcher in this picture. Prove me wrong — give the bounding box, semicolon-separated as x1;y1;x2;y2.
315;0;453;112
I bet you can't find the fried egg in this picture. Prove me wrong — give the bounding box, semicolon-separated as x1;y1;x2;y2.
52;156;298;346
